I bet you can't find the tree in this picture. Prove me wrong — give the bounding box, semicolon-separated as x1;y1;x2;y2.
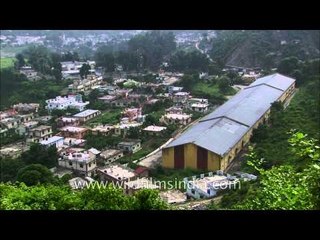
16;164;55;186
218;76;231;93
0;157;25;183
15;53;25;69
235;131;320;210
277;56;300;76
132;189;168;210
80;63;91;79
21;144;58;168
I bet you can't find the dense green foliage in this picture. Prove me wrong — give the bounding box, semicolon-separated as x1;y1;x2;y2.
169;50;210;72
21;144;58;168
209;30;319;68
0;128;24;146
16;164;56;186
0;183;169;210
95;31;176;72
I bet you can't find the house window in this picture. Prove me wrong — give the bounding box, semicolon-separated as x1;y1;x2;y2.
79;163;84;168
89;163;92;167
191;189;195;194
69;161;72;166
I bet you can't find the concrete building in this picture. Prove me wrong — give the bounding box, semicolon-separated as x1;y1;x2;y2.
98;95;117;103
188;98;209;112
100;149;124;164
113;120;143;137
184;172;239;199
73;109;101;123
91;124;114;136
45;95;89;112
165;106;183;115
97;165;136;183
143;125;167;136
61;61;95;78
162;73;296;171
13;103;39;114
40;136;64;148
57;117;80;128
160;113;192;126
58;149;97;177
118;140;141;153
60;126;88;139
160;190;187;204
68;75;102;93
173;92;190;103
27;125;53;143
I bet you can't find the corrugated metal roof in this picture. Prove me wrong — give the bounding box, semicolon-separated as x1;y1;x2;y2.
164;73;295;156
246;73;295;91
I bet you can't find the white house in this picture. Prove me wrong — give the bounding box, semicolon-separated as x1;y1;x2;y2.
58;150;97;177
40;136;64;148
45;95;89;112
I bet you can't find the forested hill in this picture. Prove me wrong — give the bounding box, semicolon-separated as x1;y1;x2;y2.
209;30;320;68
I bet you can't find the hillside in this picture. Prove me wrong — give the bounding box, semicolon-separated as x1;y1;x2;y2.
209;30;320;68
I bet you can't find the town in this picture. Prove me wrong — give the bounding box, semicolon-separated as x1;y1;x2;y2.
0;30;319;210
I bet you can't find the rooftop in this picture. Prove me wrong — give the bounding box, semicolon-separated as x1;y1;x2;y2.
88;148;101;155
99;165;136;181
118;140;141;146
159;190;187;204
143;125;167;132
164;113;192;120
191;103;209;108
100;149;123;159
40;136;64;145
30;125;51;131
91;125;114;132
166;73;295;156
73;109;100;118
60;126;87;132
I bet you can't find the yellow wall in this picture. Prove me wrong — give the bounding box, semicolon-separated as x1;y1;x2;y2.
207;151;221;171
162;147;174;168
184;143;197;169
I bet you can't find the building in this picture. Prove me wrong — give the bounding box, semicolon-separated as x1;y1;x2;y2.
58;149;97;177
98;95;117;103
173;92;190;103
118;140;141;153
88;148;101;158
160;113;192;126
68;75;103;93
45;95;89;112
60;126;88;139
165;106;183;115
63;138;86;147
61;61;95;78
190;103;209;112
159;190;187;204
168;86;183;94
97;165;136;183
188;98;209;112
19;66;39;80
91;124;114;136
57;117;80;128
27;125;53;143
13;103;39;114
73;109;101;123
0;117;21;129
122;108;142;121
40;136;64;148
100;149;124;164
124;178;159;195
162;73;296;171
113;120;143;137
184;172;239;199
143;125;167;136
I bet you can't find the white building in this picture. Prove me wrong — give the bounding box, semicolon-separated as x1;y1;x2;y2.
190;103;209;112
98;165;136;183
40;136;64;148
118;140;141;153
45;95;89;112
160;113;192;125
27;125;53;143
61;61;96;78
58;150;97;177
143;125;167;136
184;172;239;199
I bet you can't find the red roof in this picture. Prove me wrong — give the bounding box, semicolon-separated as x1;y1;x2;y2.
134;166;148;175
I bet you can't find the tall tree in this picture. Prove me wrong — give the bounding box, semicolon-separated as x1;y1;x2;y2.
80;63;91;79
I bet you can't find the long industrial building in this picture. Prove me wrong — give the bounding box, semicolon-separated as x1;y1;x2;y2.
162;73;295;171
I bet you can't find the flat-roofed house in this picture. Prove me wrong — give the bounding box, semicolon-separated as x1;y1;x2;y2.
73;109;101;123
27;125;53;143
60;126;88;139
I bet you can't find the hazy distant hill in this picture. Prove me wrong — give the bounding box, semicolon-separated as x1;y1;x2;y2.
209;30;320;68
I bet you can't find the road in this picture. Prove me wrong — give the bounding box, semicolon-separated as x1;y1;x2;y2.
195;40;213;63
